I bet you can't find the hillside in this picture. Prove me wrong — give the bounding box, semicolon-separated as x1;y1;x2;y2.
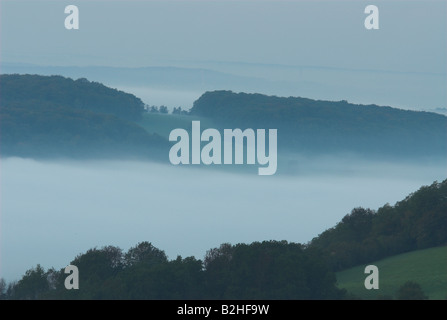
190;90;447;159
0;74;144;121
2;76;446;162
0;74;169;160
1;241;345;300
308;179;447;271
336;246;447;300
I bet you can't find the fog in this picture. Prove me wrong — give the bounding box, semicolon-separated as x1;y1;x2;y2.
116;86;202;111
112;66;446;113
1;156;445;282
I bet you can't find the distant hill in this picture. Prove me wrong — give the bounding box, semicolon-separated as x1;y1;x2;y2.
2;75;446;162
3;62;445;113
190;90;447;160
336;246;447;300
1;74;144;121
0;74;169;159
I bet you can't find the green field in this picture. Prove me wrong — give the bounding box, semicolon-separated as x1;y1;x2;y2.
138;113;216;139
336;246;447;300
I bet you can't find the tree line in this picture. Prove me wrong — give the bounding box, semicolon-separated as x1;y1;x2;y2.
0;74;169;160
1;74;144;121
0;241;344;300
145;105;189;115
1;179;445;300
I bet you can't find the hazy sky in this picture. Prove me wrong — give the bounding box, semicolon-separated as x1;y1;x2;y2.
1;0;446;73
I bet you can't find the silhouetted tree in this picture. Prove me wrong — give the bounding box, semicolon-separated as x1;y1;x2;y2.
0;278;6;300
124;241;167;268
159;105;168;114
9;265;49;300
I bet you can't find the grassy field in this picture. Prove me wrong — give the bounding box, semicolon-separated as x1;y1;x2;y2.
336;246;447;300
138;113;216;139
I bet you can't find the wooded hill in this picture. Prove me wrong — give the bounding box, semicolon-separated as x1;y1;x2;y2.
308;179;447;271
1;75;446;162
190;90;447;160
0;74;168;159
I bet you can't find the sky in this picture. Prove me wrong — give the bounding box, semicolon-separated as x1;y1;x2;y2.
1;0;446;73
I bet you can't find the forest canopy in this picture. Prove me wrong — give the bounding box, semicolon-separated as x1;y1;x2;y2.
1;74;144;121
190;90;447;159
0;74;168;159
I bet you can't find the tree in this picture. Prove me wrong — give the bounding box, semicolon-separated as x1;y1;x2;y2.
0;278;6;300
396;281;429;300
10;265;49;299
71;246;123;284
1;74;145;121
124;241;167;267
159;105;168;114
203;241;344;299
